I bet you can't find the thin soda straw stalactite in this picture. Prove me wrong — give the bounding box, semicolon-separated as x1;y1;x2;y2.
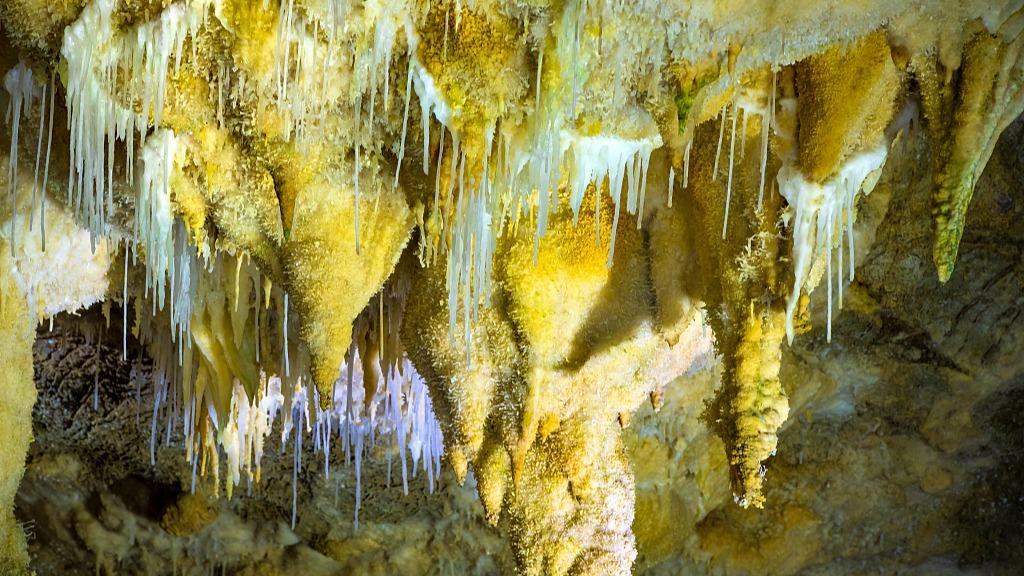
667;166;675;208
683;138;691;190
393;59;414;191
757;71;777;212
713;104;726;181
291;381;305;530
39;70;56;251
5;63;37;258
778;145;887;344
283;293;291;378
28;82;46;233
722;96;738;240
354;144;361;255
123;241;129;360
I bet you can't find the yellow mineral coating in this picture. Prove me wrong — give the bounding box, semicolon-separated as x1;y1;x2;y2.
795;31;901;183
191;274;259;418
0;246;35;575
0;151;110;573
699;500;825;575
401;244;520;480
681;77;791;508
215;0;279;82
667;58;723;162
720;305;788;508
498;183;646;368
417;1;528;149
403;179;660;573
472;425;512;524
281;142;414;404
0;0;84;60
914;31;1024;282
161;70;285;277
646;153;703;344
161;493;218;537
505;416;637;575
2;0;1024;572
137;8;415;408
496;182;650;472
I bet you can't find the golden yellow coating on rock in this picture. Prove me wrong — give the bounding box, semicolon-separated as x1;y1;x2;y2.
401;247;521;481
699;500;824;575
161;493;218;537
215;0;279;82
404;181;658;573
681;84;790;508
497;184;650;475
195;129;284;275
418;1;528;148
716;305;788;508
646;155;703;343
272;140;329;240
194;263;260;416
4;0;1024;571
914;31;1024;282
473;425;511;524
498;184;647;368
668;58;732;155
282;145;414;404
0;246;35;575
0;0;84;61
169;161;209;244
505;407;639;575
795;31;900;183
161;71;285;276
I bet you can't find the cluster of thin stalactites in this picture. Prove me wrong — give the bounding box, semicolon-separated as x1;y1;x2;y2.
1;0;915;527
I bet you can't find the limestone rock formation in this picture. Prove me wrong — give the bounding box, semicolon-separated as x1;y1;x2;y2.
0;0;1023;574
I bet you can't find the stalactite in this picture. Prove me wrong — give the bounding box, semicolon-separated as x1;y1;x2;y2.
914;32;1024;282
2;1;1023;572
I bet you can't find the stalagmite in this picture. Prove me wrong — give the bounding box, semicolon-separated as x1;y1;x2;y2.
0;248;35;571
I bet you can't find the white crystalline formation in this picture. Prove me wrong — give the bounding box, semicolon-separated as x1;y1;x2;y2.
777;146;888;344
0;0;915;535
213;353;444;528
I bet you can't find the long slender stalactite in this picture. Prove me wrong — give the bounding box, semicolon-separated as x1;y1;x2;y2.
0;0;1022;573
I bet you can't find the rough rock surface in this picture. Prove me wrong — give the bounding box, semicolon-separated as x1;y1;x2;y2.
1;0;1023;573
14;114;1024;575
19;313;512;575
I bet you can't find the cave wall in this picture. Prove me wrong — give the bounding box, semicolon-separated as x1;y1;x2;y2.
12;114;1024;576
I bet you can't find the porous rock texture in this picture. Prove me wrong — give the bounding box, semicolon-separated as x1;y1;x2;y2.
1;0;1023;574
10;115;1024;575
